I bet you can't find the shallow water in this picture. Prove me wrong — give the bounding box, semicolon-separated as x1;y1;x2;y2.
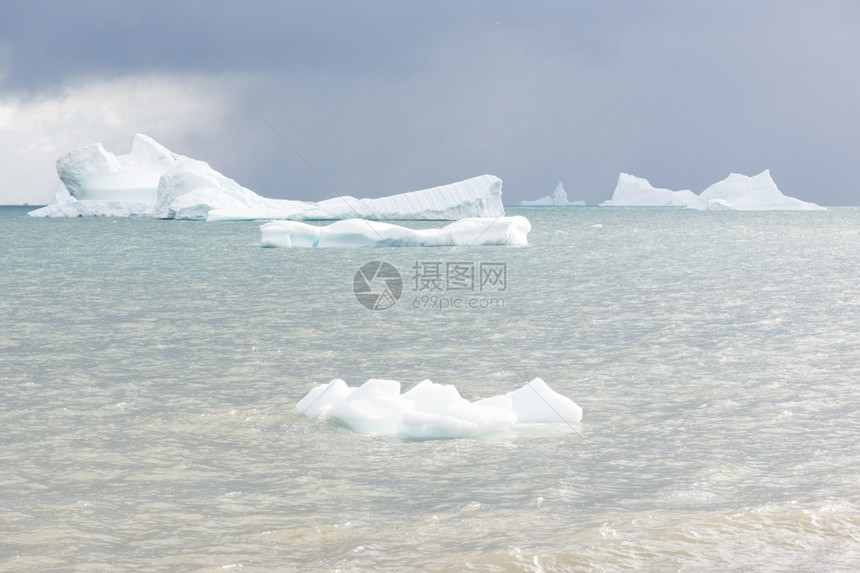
1;206;859;571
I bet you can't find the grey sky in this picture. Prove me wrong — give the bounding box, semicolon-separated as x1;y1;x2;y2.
1;1;858;205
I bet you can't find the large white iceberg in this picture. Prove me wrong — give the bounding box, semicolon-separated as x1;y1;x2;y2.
28;134;180;217
599;173;699;207
296;377;582;439
57;133;179;203
259;216;531;248
520;182;585;206
29;134;506;221
599;170;825;210
692;170;825;211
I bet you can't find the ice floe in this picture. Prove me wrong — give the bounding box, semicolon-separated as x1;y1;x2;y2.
296;377;582;439
260;216;531;248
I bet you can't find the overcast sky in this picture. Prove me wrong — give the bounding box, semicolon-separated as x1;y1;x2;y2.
1;1;858;206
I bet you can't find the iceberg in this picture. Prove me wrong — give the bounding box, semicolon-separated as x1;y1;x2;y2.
296;377;582;439
28;134;181;217
150;157;313;220
691;170;826;211
598;170;825;210
259;216;531;248
57;133;179;203
29;134;507;221
206;173;505;222
520;182;586;206
599;173;699;207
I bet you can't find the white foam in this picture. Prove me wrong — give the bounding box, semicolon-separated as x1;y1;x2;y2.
296;377;581;439
259;216;531;248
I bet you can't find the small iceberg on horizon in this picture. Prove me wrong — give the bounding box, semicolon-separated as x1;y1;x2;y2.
520;182;586;207
296;377;582;439
260;216;531;248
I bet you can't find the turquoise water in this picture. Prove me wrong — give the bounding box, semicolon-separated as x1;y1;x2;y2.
1;206;859;571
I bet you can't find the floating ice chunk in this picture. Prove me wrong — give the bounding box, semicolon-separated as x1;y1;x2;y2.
395;379;518;438
260;216;531;248
690;170;826;211
296;377;580;439
398;380;492;438
600;173;698;207
295;379;354;419
503;377;583;423
400;379;468;414
521;182;586;206
327;379;403;435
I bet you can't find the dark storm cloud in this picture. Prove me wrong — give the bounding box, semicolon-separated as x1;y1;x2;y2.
1;1;858;205
0;1;476;88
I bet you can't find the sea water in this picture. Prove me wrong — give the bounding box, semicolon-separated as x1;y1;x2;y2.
1;205;858;571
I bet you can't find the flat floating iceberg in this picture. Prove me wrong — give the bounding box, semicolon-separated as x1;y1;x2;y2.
599;170;825;210
260;216;531;247
296;377;582;439
29;134;506;221
27;199;155;218
520;182;585;206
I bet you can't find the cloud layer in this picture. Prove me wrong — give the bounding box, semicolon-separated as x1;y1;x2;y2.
1;1;858;206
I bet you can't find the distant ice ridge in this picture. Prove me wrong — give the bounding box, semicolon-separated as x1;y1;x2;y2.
520;182;585;206
296;377;582;439
205;173;504;222
600;173;699;207
600;170;825;210
693;171;826;210
260;216;531;247
29;134;506;221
